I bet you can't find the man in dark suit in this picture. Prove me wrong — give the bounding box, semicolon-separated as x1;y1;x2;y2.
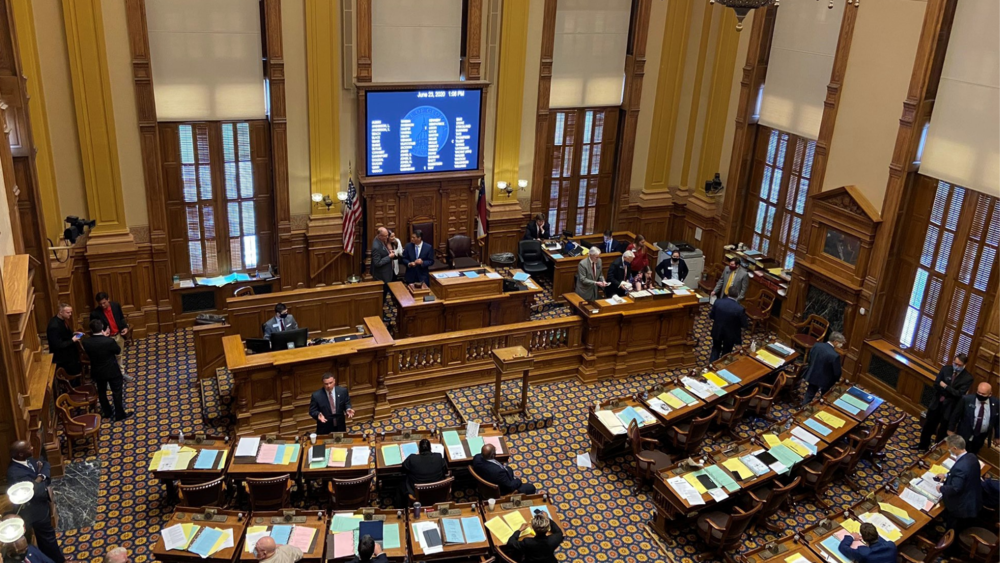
370;227;396;300
919;353;973;451
604;250;634;298
401;439;448;499
6;441;64;563
81;320;131;421
801;331;846;405
471;444;536;495
709;285;748;362
837;522;897;563
4;535;56;563
599;230;625;255
89;292;129;341
936;434;982;531
949;382;999;455
308;372;354;434
349;535;387;563
400;230;435;286
46;303;81;376
505;512;564;563
656;249;689;285
523;213;551;241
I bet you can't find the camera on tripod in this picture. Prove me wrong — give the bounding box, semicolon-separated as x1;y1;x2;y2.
64;216;96;244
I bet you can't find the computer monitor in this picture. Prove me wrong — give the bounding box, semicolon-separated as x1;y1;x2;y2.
270;328;309;350
245;338;271;354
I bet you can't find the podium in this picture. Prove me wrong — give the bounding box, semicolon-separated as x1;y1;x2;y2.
491;346;534;418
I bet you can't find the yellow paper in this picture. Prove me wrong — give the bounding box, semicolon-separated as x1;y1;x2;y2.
247;525;268;534
756;350;783;366
280;446;295;465
149;450;164;471
661;392;686;409
784;555;809;563
175;451;196;470
929;464;948;475
217;450;228;469
763;434;781;448
722;458;755;480
781;439;811;458
180;524;200;550
840;519;862;534
878;502;910;520
768;268;784;276
331;448;349;462
816;411;846;428
503;511;528;531
485;516;515;543
704;372;728;388
208;528;232;555
179;446;197;453
683;472;708;494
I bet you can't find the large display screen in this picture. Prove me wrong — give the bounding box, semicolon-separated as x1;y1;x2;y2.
366;88;482;177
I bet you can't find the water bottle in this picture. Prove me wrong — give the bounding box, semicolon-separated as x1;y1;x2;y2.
413;502;422;519
178;430;185;445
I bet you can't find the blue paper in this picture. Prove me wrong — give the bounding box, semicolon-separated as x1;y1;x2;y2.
460;517;486;544
400;442;419;460
359;520;383;541
549;254;564;259
270;525;293;545
804;418;833;437
463;271;480;278
716;369;741;384
194;450;219;470
820;536;853;563
442;518;465;544
512;272;530;282
272;444;286;465
833;398;861;415
188;527;223;557
615;407;643;428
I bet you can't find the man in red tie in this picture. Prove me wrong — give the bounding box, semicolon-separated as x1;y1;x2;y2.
949;382;999;454
308;372;355;433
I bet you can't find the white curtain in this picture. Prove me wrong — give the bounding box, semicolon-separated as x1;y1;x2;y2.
372;0;463;82
550;0;631;108
758;0;845;140
919;0;1000;195
146;0;266;121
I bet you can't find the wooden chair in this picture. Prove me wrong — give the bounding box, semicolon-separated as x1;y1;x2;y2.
790;314;829;360
411;477;454;506
664;412;716;456
795;447;850;508
836;427;880;490
699;264;722;295
54;394;101;458
75;340;91;379
957;527;998;563
744;290;776;336
850;414;904;473
234;286;254;297
714;388;759;439
626;420;672;490
747;373;786;422
469;466;501;500
327;472;375;510
744;476;800;532
408;218;448;273
244;474;293;510
54;367;99;412
898;529;954;563
178;476;227;508
780;364;806;404
448;235;480;269
695;503;762;562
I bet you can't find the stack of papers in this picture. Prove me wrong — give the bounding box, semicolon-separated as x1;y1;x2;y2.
483;436;504;454
193;449;227;470
255;443;301;465
330;514;363;533
791;427;822;447
704;464;741;493
767;444;803;470
512;272;530;282
412;521;443;554
878;502;914;526
781;437;816;457
235;437;261;457
351;446;371;467
755;350;784;368
401;442;419;460
614;407;644;428
243;525;317;553
820;535;853;563
715;369;741;384
681;376;724;399
909;477;942;502
328;448;349;468
149;445;199;471
595;410;627;434
463;271;480;279
381;444;403;466
899;487;935;512
645;396;672;416
485;516;515;543
666;476;705;506
703;372;730;388
804;418;833;437
815;411;846;428
739;453;771;476
785;554;810;563
722;458;756;480
330;531;355;558
834;392;871;415
859;512;902;541
163;524;234;558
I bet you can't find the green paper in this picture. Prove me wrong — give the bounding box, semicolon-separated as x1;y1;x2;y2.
768;445;803;468
381;444;403;466
466;436;485;455
309;448;331;469
669;388;698;405
705;464;741;493
286;444;300;463
381;523;400;550
330;514;363;532
443;431;462;447
840;393;869;410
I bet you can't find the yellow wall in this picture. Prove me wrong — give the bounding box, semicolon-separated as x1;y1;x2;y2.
284;0;312;218
718;12;754;190
516;0;544;208
629;0;668;197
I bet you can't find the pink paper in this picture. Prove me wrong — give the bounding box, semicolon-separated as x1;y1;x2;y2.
483;436;504;455
256;443;278;464
833;530;861;549
332;531;354;558
288;526;316;553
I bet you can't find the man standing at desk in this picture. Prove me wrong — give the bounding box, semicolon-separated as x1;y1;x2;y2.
936;434;981;531
263;303;298;340
523;213;551;240
801;332;846;405
949;382;999;455
401;230;434;286
309;372;354;433
919;353;972;452
576;247;607;301
712;257;749;302
709;285;747;362
370;227;397;299
605;250;634;298
656;249;688;285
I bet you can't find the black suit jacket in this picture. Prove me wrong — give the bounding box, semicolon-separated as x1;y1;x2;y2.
950;394;1000;442
506;521;564;563
6;458;52;525
401;451;448;496
928;365;973;418
471;454;522;495
523;222;551;240
46;316;80;374
656;258;688;283
348;555;388;563
370;238;394;284
89;302;128;334
605;257;630;297
803;341;842;391
598;239;625;255
941;452;982;519
80;335;122;382
401;242;435;285
308;386;352;434
709;296;747;347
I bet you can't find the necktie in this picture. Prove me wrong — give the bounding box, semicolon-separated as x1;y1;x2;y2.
941;369;958;403
976;401;986;434
279;319;285;331
724;271;735;293
592;261;597;281
328;391;337;415
606;241;611;253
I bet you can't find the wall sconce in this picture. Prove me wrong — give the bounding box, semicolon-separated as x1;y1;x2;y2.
337;191;348;202
497;181;512;197
518;179;528;191
312;192;334;212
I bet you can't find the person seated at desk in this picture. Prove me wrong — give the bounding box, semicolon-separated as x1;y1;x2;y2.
605;250;634;298
253;536;302;563
401;230;435;286
624;235;653;289
656;249;689;285
598;230;626;255
472;444;536;495
3;535;55;563
401;438;448;499
506;512;564;563
837;522;897;563
523;213;551;241
308;372;354;433
263;303;298;340
349;536;387;563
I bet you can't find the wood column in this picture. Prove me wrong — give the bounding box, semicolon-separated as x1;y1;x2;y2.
464;0;482;81
528;0;557;217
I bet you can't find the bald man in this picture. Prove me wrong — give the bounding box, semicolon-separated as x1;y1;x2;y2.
950;382;999;454
471;444;536;495
253;537;302;563
3;535;54;563
5;442;62;563
103;547;129;563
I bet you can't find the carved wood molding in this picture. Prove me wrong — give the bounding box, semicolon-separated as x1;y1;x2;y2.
356;0;372;83
464;0;482;81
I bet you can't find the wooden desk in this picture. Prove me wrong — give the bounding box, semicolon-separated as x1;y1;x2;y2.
826;385;885;422
327;509;408;562
171;276;279;329
741;534;824;563
587;396;666;462
439;425;510;468
300;434;372;481
389;268;542;338
791;403;855;445
227;436;301;481
375;431;437;478
543;231;655;301
153;507;249;563
149;436;231;502
239;510;327;563
482;494;563;556
407;502;490;561
855;338;944;418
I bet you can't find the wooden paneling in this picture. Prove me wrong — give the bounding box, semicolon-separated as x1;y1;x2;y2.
528;0;557;217
463;0;482;81
612;0;653;221
226;282;383;340
193;322;229;380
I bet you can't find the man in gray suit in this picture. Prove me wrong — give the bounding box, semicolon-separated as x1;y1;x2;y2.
712;257;750;301
370;227;396;301
575;247;608;301
263;303;298;340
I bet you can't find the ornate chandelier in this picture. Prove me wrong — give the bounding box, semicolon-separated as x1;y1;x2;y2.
711;0;844;31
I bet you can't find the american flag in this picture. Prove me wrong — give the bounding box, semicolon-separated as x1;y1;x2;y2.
342;176;362;255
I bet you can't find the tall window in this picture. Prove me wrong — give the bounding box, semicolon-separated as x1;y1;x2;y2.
900;179;999;363
222;123;258;271
545;108;618;236
745;127;815;269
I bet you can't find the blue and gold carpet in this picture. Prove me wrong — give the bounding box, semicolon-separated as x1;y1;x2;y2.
52;307;925;563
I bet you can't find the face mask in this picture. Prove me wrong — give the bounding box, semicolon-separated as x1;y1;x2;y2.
953;364;963;372
279;313;288;319
672;257;679;262
7;552;26;563
978;394;989;402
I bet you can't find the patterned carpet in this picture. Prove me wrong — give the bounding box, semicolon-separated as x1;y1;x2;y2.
51;300;927;563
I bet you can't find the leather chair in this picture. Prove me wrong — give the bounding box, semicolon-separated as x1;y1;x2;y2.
178;476;227;508
795;447;850;508
664;412;716;456
744;476;800;532
695;502;762;562
244;474;294;510
747;373;787;422
699;264;722;295
327;472;375;510
448;235;480;269
469;466;501;500
234;286;254;297
898;529;954;563
836;428;880;490
780;364;806;404
409;219;448;273
958;527;998;563
744;290;776;336
849;414;904;473
627;420;672;490
518;240;547;274
55;367;99;412
714;388;759;439
790;314;829;360
411;477;454;506
55;394;101;457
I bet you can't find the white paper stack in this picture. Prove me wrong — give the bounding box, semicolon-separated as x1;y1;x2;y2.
161;524;188;551
235;437;261;457
680;377;716;400
646;397;672;416
412;521;443;554
595;410;627;434
791;427;821;446
448;445;468;459
430;444;446;456
666;476;705;506
350;446;371;466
